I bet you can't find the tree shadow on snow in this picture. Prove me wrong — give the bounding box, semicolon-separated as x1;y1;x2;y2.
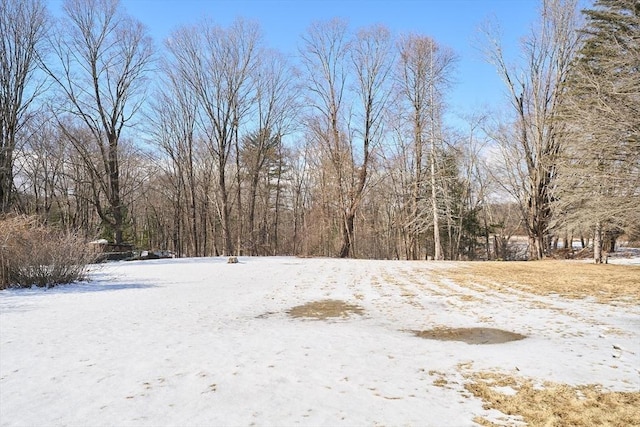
1;281;156;297
0;281;156;313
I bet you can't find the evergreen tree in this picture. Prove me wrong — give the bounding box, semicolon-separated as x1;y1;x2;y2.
555;0;640;262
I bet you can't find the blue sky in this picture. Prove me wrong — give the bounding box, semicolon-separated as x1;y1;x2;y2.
125;0;541;119
48;0;544;124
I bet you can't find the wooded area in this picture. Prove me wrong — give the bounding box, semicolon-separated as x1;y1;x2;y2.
1;0;638;262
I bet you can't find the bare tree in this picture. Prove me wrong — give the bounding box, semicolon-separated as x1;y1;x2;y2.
299;19;350;257
300;20;393;258
342;24;394;258
14;115;65;219
396;34;457;260
381;122;414;259
167;18;260;256
43;0;153;243
289;140;314;256
0;0;48;213
482;0;581;259
148;54;203;256
242;50;298;255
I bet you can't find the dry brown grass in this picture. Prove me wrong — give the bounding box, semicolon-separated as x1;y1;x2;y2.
442;261;640;304
465;371;640;426
287;299;364;320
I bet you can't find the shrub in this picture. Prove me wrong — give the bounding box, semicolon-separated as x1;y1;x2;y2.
0;216;96;289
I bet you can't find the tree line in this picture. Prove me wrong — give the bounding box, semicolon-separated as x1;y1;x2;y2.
1;0;638;262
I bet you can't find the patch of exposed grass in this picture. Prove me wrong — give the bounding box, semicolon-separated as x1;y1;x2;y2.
412;327;526;345
287;299;364;320
464;371;640;427
428;371;450;388
443;261;640;304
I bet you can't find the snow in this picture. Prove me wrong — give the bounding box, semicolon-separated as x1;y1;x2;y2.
1;257;638;426
89;239;109;245
607;247;640;265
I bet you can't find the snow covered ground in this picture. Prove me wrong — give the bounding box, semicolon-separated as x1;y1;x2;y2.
1;257;638;426
607;247;640;265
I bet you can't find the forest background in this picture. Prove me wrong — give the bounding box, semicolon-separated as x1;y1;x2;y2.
1;0;638;264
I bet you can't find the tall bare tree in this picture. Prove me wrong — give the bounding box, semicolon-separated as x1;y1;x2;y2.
299;19;350;257
396;34;457;260
167;18;260;256
343;24;394;258
0;0;48;213
43;0;153;243
243;50;298;255
300;20;393;258
483;0;581;259
148;53;203;256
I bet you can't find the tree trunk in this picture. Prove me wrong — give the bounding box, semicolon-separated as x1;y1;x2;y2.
188;148;199;257
527;190;546;260
273;155;283;255
0;144;14;213
431;151;443;260
411;114;422;261
593;221;603;264
429;44;444;261
172;195;181;257
108;139;125;244
219;166;233;256
234;123;243;256
247;169;260;256
603;230;617;253
484;216;491;260
339;212;355;258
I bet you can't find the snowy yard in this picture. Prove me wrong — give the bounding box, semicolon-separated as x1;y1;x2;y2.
1;257;639;426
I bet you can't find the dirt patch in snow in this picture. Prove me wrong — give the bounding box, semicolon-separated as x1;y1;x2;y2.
412;327;526;345
287;299;364;320
464;371;640;426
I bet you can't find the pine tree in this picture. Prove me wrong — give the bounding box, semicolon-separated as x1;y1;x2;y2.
555;0;640;263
